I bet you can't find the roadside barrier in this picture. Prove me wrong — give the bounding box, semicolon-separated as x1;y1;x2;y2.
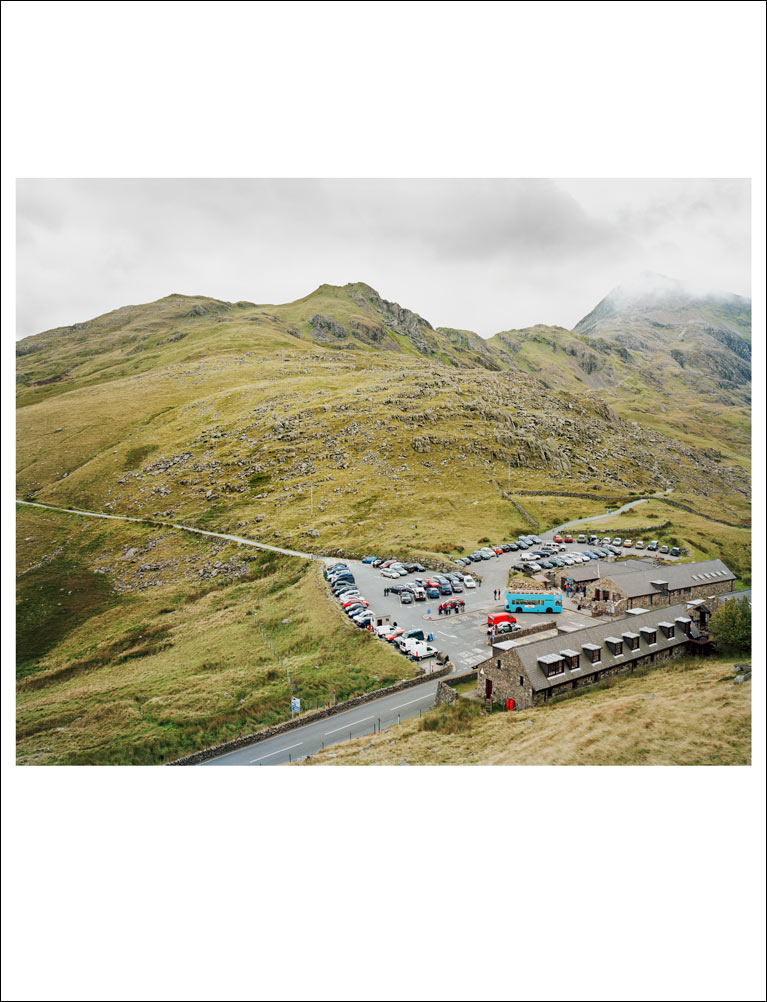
167;663;453;765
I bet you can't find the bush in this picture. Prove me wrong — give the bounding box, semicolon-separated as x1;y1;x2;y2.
709;598;751;653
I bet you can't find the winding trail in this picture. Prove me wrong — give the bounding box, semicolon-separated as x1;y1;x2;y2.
15;499;320;561
547;496;652;536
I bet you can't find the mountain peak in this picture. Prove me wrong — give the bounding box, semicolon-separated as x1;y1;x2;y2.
574;273;749;334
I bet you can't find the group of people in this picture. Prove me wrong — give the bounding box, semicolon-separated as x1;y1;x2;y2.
493;588;505;601
438;600;465;615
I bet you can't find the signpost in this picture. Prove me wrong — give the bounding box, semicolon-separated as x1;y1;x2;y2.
290;696;301;718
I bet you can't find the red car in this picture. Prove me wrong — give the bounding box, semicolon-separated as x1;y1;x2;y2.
383;627;404;642
492;546;504;555
564;534;574;543
342;597;369;608
553;534;563;543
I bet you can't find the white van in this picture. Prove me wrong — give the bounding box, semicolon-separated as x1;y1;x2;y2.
408;641;438;661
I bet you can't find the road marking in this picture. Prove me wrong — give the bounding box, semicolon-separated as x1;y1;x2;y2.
388;694;432;712
249;742;303;763
436;630;457;638
324;715;374;736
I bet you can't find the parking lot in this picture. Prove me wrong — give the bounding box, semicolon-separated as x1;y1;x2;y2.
327;551;597;673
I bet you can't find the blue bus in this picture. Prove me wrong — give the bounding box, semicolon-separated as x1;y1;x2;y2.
505;590;562;615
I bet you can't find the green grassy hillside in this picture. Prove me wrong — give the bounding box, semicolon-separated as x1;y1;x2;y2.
16;279;751;764
16;505;414;765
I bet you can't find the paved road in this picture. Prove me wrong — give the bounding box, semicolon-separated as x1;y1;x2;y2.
201;679;444;766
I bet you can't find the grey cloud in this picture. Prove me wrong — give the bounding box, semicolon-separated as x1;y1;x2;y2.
16;178;751;340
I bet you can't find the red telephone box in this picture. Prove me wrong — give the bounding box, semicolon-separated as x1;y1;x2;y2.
505;698;515;711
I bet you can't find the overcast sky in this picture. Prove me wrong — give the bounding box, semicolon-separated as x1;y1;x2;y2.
16;178;751;340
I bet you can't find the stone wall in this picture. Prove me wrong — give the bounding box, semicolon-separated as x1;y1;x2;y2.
477;639;693;710
476;648;536;709
587;574;734;613
488;619;556;645
168;663;453;765
434;680;458;706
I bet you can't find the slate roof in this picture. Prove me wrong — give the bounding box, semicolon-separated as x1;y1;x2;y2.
495;603;701;692
561;557;655;584
601;558;735;599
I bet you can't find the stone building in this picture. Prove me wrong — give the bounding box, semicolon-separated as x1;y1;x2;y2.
476;602;710;709
557;558;735;614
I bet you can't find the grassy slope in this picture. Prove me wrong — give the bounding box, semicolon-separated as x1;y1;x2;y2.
16;306;749;563
16;506;413;765
303;657;751;766
15;284;751;765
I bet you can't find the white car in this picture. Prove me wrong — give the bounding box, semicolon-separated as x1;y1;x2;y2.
463;575;477;588
374;624;391;637
381;568;400;578
561;555;576;565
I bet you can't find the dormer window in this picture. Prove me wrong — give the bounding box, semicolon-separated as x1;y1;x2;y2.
538;653;565;678
560;650;580;671
640;627;657;646
582;643;602;665
605;637;623;656
622;632;640;651
658;622;675;639
675;616;692;637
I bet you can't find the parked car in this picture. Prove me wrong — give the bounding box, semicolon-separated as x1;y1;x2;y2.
601;537;611;546
362;555;377;564
670;546;680;557
659;544;669;554
426;587;441;598
647;540;658;551
413;587;426;601
381;568;399;578
564;534;574;543
383;627;404;642
516;541;530;550
494;622;521;635
488;612;518;627
524;562;542;573
407;641;438;661
611;538;622;546
623;539;633;548
553;534;563;543
463;576;477;589
634;540;645;549
539;559;553;569
400;591;413;604
576;534;587;543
